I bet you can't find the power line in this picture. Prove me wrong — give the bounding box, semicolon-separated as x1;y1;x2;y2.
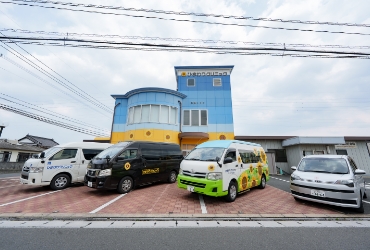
1;36;370;59
1;55;113;119
2;28;370;50
6;0;370;28
0;102;110;137
0;93;110;133
2;0;370;36
0;31;112;112
0;42;113;114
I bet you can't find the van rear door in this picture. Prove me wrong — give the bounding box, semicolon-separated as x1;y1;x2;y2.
161;144;182;179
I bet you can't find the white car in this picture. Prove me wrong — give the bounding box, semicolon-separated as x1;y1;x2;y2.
290;155;367;213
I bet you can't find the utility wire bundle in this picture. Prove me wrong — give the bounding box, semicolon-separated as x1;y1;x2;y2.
0;33;369;59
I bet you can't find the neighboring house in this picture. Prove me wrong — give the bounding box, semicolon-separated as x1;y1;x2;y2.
0;139;44;171
18;134;59;149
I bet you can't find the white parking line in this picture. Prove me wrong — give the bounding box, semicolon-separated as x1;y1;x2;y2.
89;194;126;213
363;200;370;204
199;194;207;214
270;176;290;183
0;189;64;207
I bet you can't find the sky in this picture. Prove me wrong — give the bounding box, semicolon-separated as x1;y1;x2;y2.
0;0;369;144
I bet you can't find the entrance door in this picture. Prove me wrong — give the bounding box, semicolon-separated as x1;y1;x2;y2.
266;152;277;174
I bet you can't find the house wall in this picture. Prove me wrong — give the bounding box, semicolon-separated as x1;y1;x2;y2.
344;141;370;173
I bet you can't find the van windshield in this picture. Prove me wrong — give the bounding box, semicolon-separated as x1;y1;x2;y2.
94;143;129;159
184;147;225;161
297;158;349;174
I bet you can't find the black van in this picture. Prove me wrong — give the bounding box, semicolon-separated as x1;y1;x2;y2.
84;141;183;193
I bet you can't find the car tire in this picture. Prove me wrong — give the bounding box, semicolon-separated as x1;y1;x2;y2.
50;174;70;190
225;181;237;202
354;192;364;213
168;170;177;183
259;174;266;189
117;176;134;194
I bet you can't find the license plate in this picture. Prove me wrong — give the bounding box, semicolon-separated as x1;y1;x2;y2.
311;190;325;197
88;181;92;187
187;185;194;192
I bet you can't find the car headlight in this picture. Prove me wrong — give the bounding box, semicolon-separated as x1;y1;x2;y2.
98;168;112;177
87;162;92;169
207;172;222;180
334;179;354;187
179;168;183;175
291;173;303;181
29;167;44;173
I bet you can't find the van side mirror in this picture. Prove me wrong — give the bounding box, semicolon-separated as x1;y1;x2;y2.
354;169;366;175
291;166;297;171
40;152;45;159
223;157;233;164
216;157;221;168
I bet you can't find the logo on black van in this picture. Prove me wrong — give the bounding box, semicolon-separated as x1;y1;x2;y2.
142;168;159;175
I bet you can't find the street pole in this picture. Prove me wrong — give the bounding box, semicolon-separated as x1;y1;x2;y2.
0;126;5;137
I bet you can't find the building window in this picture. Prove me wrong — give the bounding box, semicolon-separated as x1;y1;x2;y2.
213;78;222;86
191;110;199;126
183;109;208;126
183;110;190;126
187;78;195;87
16;153;31;162
127;104;177;125
0;151;11;162
336;149;348;155
267;149;287;162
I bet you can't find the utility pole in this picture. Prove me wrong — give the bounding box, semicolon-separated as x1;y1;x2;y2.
0;125;5;137
0;123;8;137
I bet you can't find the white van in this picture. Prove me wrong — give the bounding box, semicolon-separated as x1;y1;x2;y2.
20;142;112;190
177;140;270;202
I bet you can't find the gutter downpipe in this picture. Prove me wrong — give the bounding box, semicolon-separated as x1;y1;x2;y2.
110;102;121;143
178;100;182;148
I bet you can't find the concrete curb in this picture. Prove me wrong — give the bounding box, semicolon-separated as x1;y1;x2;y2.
1;213;370;221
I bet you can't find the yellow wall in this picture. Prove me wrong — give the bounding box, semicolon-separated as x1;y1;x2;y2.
111;129;181;144
111;130;235;149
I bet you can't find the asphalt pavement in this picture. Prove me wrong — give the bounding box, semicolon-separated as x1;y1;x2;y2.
0;227;370;250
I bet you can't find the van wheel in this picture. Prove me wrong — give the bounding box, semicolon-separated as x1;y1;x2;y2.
168;171;177;183
354;192;364;213
50;174;70;190
117;176;134;194
259;175;266;189
225;181;237;202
